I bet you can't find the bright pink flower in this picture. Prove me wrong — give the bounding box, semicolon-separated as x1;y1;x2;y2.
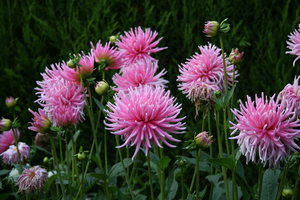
1;142;30;165
28;108;51;133
116;26;167;64
112;59;168;93
105;85;186;159
17;166;48;194
91;40;125;70
177;42;237;97
230;93;300;167
35;65;86;127
0;129;20;154
286;24;300;66
279;76;300;117
57;53;95;84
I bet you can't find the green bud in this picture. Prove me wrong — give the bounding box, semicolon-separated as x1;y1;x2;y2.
95;80;109;96
67;60;76;68
43;157;49;164
194;131;213;150
5;97;18;108
109;35;117;44
282;188;294;198
78;152;86;160
0;118;12;131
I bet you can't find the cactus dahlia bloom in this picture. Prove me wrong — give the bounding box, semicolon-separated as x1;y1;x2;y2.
177;42;236;97
0;129;20;154
112;59;168;93
116;26;167;64
0;142;30;165
105;85;186;159
279;76;300;117
17;166;48;194
230;93;300;168
286;24;300;66
91;40;125;70
35;65;86;127
28;108;51;134
57;53;95;84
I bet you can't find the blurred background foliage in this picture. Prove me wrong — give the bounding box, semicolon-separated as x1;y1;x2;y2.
1;0;300;183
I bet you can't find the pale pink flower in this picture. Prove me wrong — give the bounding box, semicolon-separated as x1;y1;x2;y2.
0;129;20;154
57;53;95;84
194;131;213;150
230;93;300;167
279;76;300;117
35;65;86;127
105;85;186;159
112;59;168;93
116;26;167;64
177;42;237;97
17;166;48;194
1;142;30;165
286;24;300;66
91;40;125;70
28;108;51;133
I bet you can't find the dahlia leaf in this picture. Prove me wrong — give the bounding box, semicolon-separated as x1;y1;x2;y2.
158;156;171;170
109;158;133;178
30;145;53;156
206;157;234;171
88;173;108;180
43;173;59;192
261;169;280;200
93;96;105;113
67;130;80;151
164;167;179;200
0;170;10;176
223;84;236;107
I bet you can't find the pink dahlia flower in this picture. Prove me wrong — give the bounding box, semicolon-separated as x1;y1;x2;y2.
35;65;86;127
1;142;30;165
116;26;167;64
0;129;20;154
105;85;186;159
112;59;168;93
230;93;300;168
28;108;51;133
279;76;300;116
177;42;237;97
91;40;125;70
17;166;48;194
57;53;95;84
286;24;300;66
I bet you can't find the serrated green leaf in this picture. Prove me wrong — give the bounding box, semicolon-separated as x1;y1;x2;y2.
223;84;236;107
261;169;280;200
109;158;133;178
93;96;105;113
206;158;234;171
0;170;10;176
158;156;171;171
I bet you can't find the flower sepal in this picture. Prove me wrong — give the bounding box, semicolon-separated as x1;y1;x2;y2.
220;18;230;35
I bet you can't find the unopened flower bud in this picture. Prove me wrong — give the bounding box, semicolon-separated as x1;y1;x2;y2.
203;21;219;37
67;60;76;68
5;97;18;108
282;188;294;198
77;152;86;160
43;157;49;164
109;35;117;44
0;118;12;131
95;80;109;95
194;131;212;150
229;48;244;64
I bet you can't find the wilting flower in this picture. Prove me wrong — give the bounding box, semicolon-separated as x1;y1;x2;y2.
230;93;300;167
105;85;186;159
35;65;86;127
57;53;95;84
1;142;30;165
95;80;110;95
112;59;168;93
34;133;50;151
0;129;20;154
286;24;300;66
194;131;213;150
28;108;51;134
279;76;300;117
91;40;125;70
203;21;219;37
116;26;167;64
229;48;244;64
8;168;20;183
17;166;48;194
5;96;18;108
0;118;12;132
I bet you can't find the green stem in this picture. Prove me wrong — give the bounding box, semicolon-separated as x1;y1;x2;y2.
160;146;165;200
71;131;80;189
181;167;185;200
50;136;66;200
216;109;230;200
65;133;72;197
208;111;214;200
189;165;197;195
276;163;288;200
80;160;85;200
12;128;23;172
104;119;108;175
219;34;228;93
257;163;264;200
115;135;135;199
147;153;155;200
292;164;300;200
196;149;202;200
